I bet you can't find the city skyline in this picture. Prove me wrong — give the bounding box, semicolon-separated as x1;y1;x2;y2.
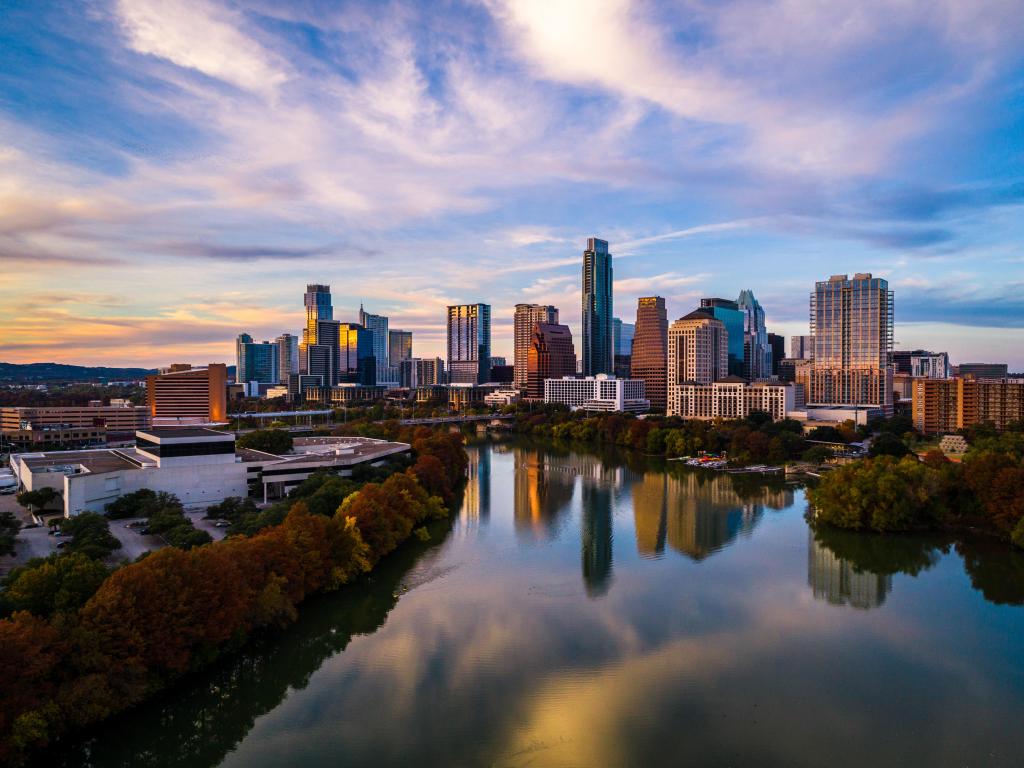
2;1;1023;369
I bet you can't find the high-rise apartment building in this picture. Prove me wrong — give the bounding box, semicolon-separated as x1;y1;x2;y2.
236;333;279;385
631;297;668;411
146;364;227;423
790;335;814;360
526;323;576;400
275;333;299;384
447;304;491;384
699;298;745;378
911;352;950;379
809;273;894;413
582;237;613;376
737;289;771;380
768;333;785;376
912;377;1024;434
514;304;559;388
388;330;413;364
667;310;728;390
359;305;389;368
399;357;445;388
612;317;635;379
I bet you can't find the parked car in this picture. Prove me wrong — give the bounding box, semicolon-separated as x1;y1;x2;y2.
213;520;231;528
56;541;67;549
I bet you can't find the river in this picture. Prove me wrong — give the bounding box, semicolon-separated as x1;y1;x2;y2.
46;439;1024;767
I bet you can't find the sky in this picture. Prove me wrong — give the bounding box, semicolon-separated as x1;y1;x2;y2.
1;0;1022;369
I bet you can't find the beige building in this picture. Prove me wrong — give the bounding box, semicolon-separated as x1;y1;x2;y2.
667;310;728;392
668;379;802;421
911;377;1024;434
146;364;228;424
1;403;150;434
513;304;559;388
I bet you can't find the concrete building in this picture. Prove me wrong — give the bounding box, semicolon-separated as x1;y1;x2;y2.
790;335;814;360
700;298;745;378
544;375;649;413
911;352;950;379
448;383;495;411
910;377;1023;434
1;403;151;435
911;378;959;435
808;273;894;414
631;297;668;411
400;357;445;388
146;364;227;424
668;310;729;390
447;303;491;385
514;304;560;389
304;384;388;405
668;379;801;421
582;237;613;376
526;323;577;400
388;330;413;364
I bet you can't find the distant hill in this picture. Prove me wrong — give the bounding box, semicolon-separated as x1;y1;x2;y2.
0;362;157;383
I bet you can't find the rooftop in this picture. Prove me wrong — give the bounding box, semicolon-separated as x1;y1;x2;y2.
17;449;143;475
137;427;232;439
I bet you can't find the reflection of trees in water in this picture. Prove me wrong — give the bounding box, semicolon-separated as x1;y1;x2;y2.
581;483;614;597
955;538;1024;606
44;530;450;768
513;448;576;542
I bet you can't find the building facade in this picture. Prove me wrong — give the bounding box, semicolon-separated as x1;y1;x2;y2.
447;303;491;384
631;297;668;411
544;375;649;413
236;334;279;385
668;380;800;421
700;298;745;377
957;363;1009;379
768;333;785;376
911;352;950;379
790;335;814;360
911;379;960;434
359;305;389;368
809;273;894;414
388;330;413;364
399;357;445;388
146;364;227;424
582;237;613;376
667;310;729;389
612;317;635;379
737;289;772;381
300;283;333;372
526;323;576;400
514;304;559;388
276;333;299;385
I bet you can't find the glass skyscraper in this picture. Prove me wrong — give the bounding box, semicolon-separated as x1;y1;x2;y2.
737;289;771;381
582;237;613;376
447;304;491;384
236;333;279;385
388;330;413;364
301;284;333;374
699;298;745;378
359;304;389;367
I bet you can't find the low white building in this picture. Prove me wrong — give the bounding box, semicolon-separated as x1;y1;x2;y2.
668;378;801;421
12;428;410;516
483;389;520;406
544;375;649;413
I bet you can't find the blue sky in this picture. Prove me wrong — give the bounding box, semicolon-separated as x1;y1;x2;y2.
1;0;1022;368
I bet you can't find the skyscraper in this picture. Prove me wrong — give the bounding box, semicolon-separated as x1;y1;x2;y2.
301;284;332;374
388;330;413;364
768;333;785;376
737;289;771;380
447;303;491;384
359;304;389;367
338;323;376;385
275;333;299;383
809;273;894;413
514;304;559;388
236;333;279;385
582;237;613;376
631;297;668;411
699;298;745;378
667;310;728;389
612;317;635;379
526;323;577;400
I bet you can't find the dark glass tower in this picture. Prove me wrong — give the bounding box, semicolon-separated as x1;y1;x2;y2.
699;298;745;378
582;237;613;376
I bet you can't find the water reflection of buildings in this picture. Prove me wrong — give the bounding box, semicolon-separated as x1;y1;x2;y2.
581;483;613;597
513;449;575;542
807;530;892;609
632;471;792;561
462;448;491;529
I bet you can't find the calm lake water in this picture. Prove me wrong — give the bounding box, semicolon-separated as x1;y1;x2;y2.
50;440;1024;767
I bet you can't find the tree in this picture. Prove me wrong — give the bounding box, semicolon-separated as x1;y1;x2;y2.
0;512;21;557
16;487;59;514
237;429;293;455
1;553;110;617
61;513;122;560
868;432;911;458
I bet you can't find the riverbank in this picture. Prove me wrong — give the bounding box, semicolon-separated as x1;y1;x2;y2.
0;428;467;767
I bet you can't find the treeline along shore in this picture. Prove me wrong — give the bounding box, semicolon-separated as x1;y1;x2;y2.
0;426;467;766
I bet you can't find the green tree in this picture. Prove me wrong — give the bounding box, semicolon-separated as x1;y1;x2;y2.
16;487;59;514
1;553;110;617
868;432;911;458
237;429;293;455
61;513;122;560
0;512;21;557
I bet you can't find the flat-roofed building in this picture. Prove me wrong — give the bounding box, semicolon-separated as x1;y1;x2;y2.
146;364;227;424
957;363;1008;380
912;378;959;434
304;385;387;404
1;403;150;434
668;379;800;421
668;310;728;390
544;375;649;413
526;323;576;400
911;377;1024;434
448;303;491;385
631;297;668;411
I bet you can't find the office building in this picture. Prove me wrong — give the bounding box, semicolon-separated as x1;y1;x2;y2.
545;375;649;413
612;317;635;379
911;352;950;379
236;334;279;385
668;379;800;421
305;385;388;405
276;333;299;383
146;364;227;424
448;383;496;411
359;305;389;367
400;357;445;388
300;284;333;372
1;403;151;434
514;304;559;388
447;303;491;384
768;333;785;376
631;297;668;411
808;273;894;414
700;298;745;377
388;330;413;364
582;237;613;376
737;289;772;380
791;335;814;360
526;323;577;400
667;310;728;389
958;363;1009;379
489;365;514;385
